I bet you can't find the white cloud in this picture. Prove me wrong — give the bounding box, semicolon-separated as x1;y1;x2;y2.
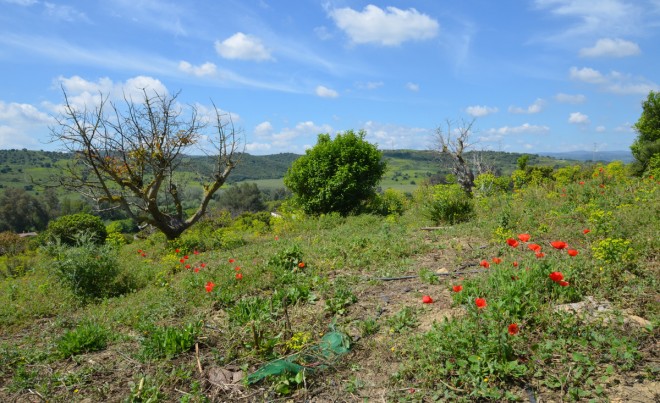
356;81;384;90
43;2;89;22
534;0;644;40
193;102;239;125
2;0;38;6
245;142;272;154
254;121;273;138
568;112;590;124
49;75;168;112
329;5;439;46
0;100;55;149
595;125;606;132
614;123;634;132
406;82;419;92
178;61;217;77
485;123;550;135
361;121;431;149
314;26;332;40
569;66;659;94
579;38;641;57
508;98;545;114
215;32;273;62
465;105;498;117
555;93;586;104
315;85;339;98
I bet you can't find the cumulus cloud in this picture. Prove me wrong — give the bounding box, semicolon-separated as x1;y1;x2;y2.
315;85;339;98
595;125;606;132
484;123;550;136
579;38;641;58
405;82;419;92
178;61;217;77
215;32;273;61
465;105;498;117
329;5;439;46
555;93;586;104
508;99;545;114
361;121;431;149
0;100;55;148
569;66;659;94
247;120;334;154
254;121;273;137
47;75;168;113
568;112;590;124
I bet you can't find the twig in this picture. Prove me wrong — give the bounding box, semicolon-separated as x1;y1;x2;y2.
27;389;46;402
374;268;482;281
195;343;203;375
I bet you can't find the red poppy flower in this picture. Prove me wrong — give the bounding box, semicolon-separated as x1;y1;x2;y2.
549;271;564;282
137;249;142;254
452;285;463;292
511;275;519;280
475;298;487;309
185;264;191;269
422;295;433;304
235;273;243;280
567;249;578;257
184;255;189;260
506;238;519;248
579;181;585;185
141;253;146;257
179;259;185;263
550;241;568;250
480;260;490;268
175;249;180;253
234;266;241;271
193;267;200;273
583;229;590;234
528;243;541;252
200;263;206;268
194;250;199;255
508;323;519;335
298;262;305;268
512;261;519;267
518;233;531;242
492;257;502;264
229;258;235;263
535;252;545;258
558;280;570;287
275;236;279;241
205;281;215;293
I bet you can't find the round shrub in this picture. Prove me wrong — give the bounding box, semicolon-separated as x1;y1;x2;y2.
426;184;474;225
47;213;107;245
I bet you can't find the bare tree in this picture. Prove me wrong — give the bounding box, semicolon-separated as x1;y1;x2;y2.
434;118;479;193
51;89;242;240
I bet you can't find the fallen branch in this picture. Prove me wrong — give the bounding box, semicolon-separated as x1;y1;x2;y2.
374;267;482;282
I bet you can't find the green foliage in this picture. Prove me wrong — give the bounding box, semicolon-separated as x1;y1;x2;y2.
284;130;387;215
325;282;357;315
0;187;49;233
268;244;304;271
52;236;124;300
631;91;660;175
592;238;635;265
140;322;200;359
553;165;584;186
216;182;267;216
0;231;27;256
368;188;408;216
426;184;474;224
56;321;110;358
47;213;107;245
387;306;418;333
473;173;509;197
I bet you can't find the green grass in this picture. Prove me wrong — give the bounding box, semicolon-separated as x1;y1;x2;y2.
0;165;657;401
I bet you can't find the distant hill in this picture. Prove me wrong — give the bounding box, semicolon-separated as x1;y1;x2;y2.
536;150;633;163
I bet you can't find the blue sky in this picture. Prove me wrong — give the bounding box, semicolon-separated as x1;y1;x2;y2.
1;0;659;155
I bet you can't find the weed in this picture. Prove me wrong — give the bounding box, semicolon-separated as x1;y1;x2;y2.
56;321;110;358
140;322;200;360
388;306;418;333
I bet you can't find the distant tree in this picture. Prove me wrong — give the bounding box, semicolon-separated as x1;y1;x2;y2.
284;130;386;215
631;91;660;175
216;182;266;216
0;187;49;233
51;89;242;240
434;119;489;193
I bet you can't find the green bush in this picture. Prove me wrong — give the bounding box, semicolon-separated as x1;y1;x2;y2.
56;321;109;358
284;130;387;215
52;238;123;300
0;231;27;256
426;184;474;225
141;322;200;359
47;213;107;245
368;189;408;216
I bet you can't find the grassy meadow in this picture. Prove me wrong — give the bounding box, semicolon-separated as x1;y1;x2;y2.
0;162;658;402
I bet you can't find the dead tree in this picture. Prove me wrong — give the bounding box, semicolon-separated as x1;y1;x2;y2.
434;119;478;193
51;89;242;240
